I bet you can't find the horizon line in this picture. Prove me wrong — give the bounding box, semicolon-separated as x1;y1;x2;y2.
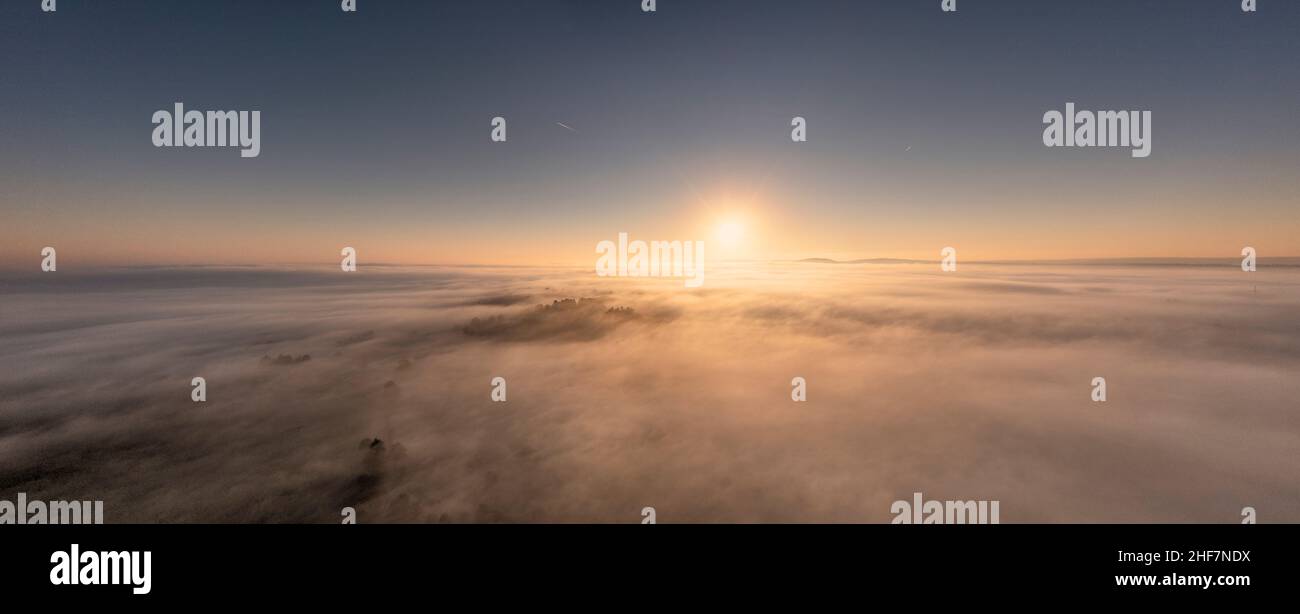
2;255;1298;273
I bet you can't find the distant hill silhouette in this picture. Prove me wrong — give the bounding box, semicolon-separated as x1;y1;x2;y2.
797;257;928;264
796;257;1300;267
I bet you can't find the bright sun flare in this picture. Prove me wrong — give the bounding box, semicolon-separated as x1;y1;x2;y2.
717;220;746;247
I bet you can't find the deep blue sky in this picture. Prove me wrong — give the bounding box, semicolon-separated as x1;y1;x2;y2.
2;0;1297;265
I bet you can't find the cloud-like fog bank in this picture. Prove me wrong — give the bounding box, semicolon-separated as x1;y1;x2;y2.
1;262;1297;523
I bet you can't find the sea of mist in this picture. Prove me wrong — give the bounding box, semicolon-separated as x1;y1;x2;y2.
1;261;1297;522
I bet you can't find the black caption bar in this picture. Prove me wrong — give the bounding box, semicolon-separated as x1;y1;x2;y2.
0;524;1287;605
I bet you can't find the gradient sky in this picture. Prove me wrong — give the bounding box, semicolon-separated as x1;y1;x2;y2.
2;0;1297;267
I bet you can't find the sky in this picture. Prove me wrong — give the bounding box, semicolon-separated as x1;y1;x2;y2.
2;0;1298;267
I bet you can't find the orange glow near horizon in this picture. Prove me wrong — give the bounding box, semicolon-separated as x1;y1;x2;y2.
5;182;1299;268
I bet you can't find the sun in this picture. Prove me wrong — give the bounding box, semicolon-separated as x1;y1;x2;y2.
716;220;746;247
